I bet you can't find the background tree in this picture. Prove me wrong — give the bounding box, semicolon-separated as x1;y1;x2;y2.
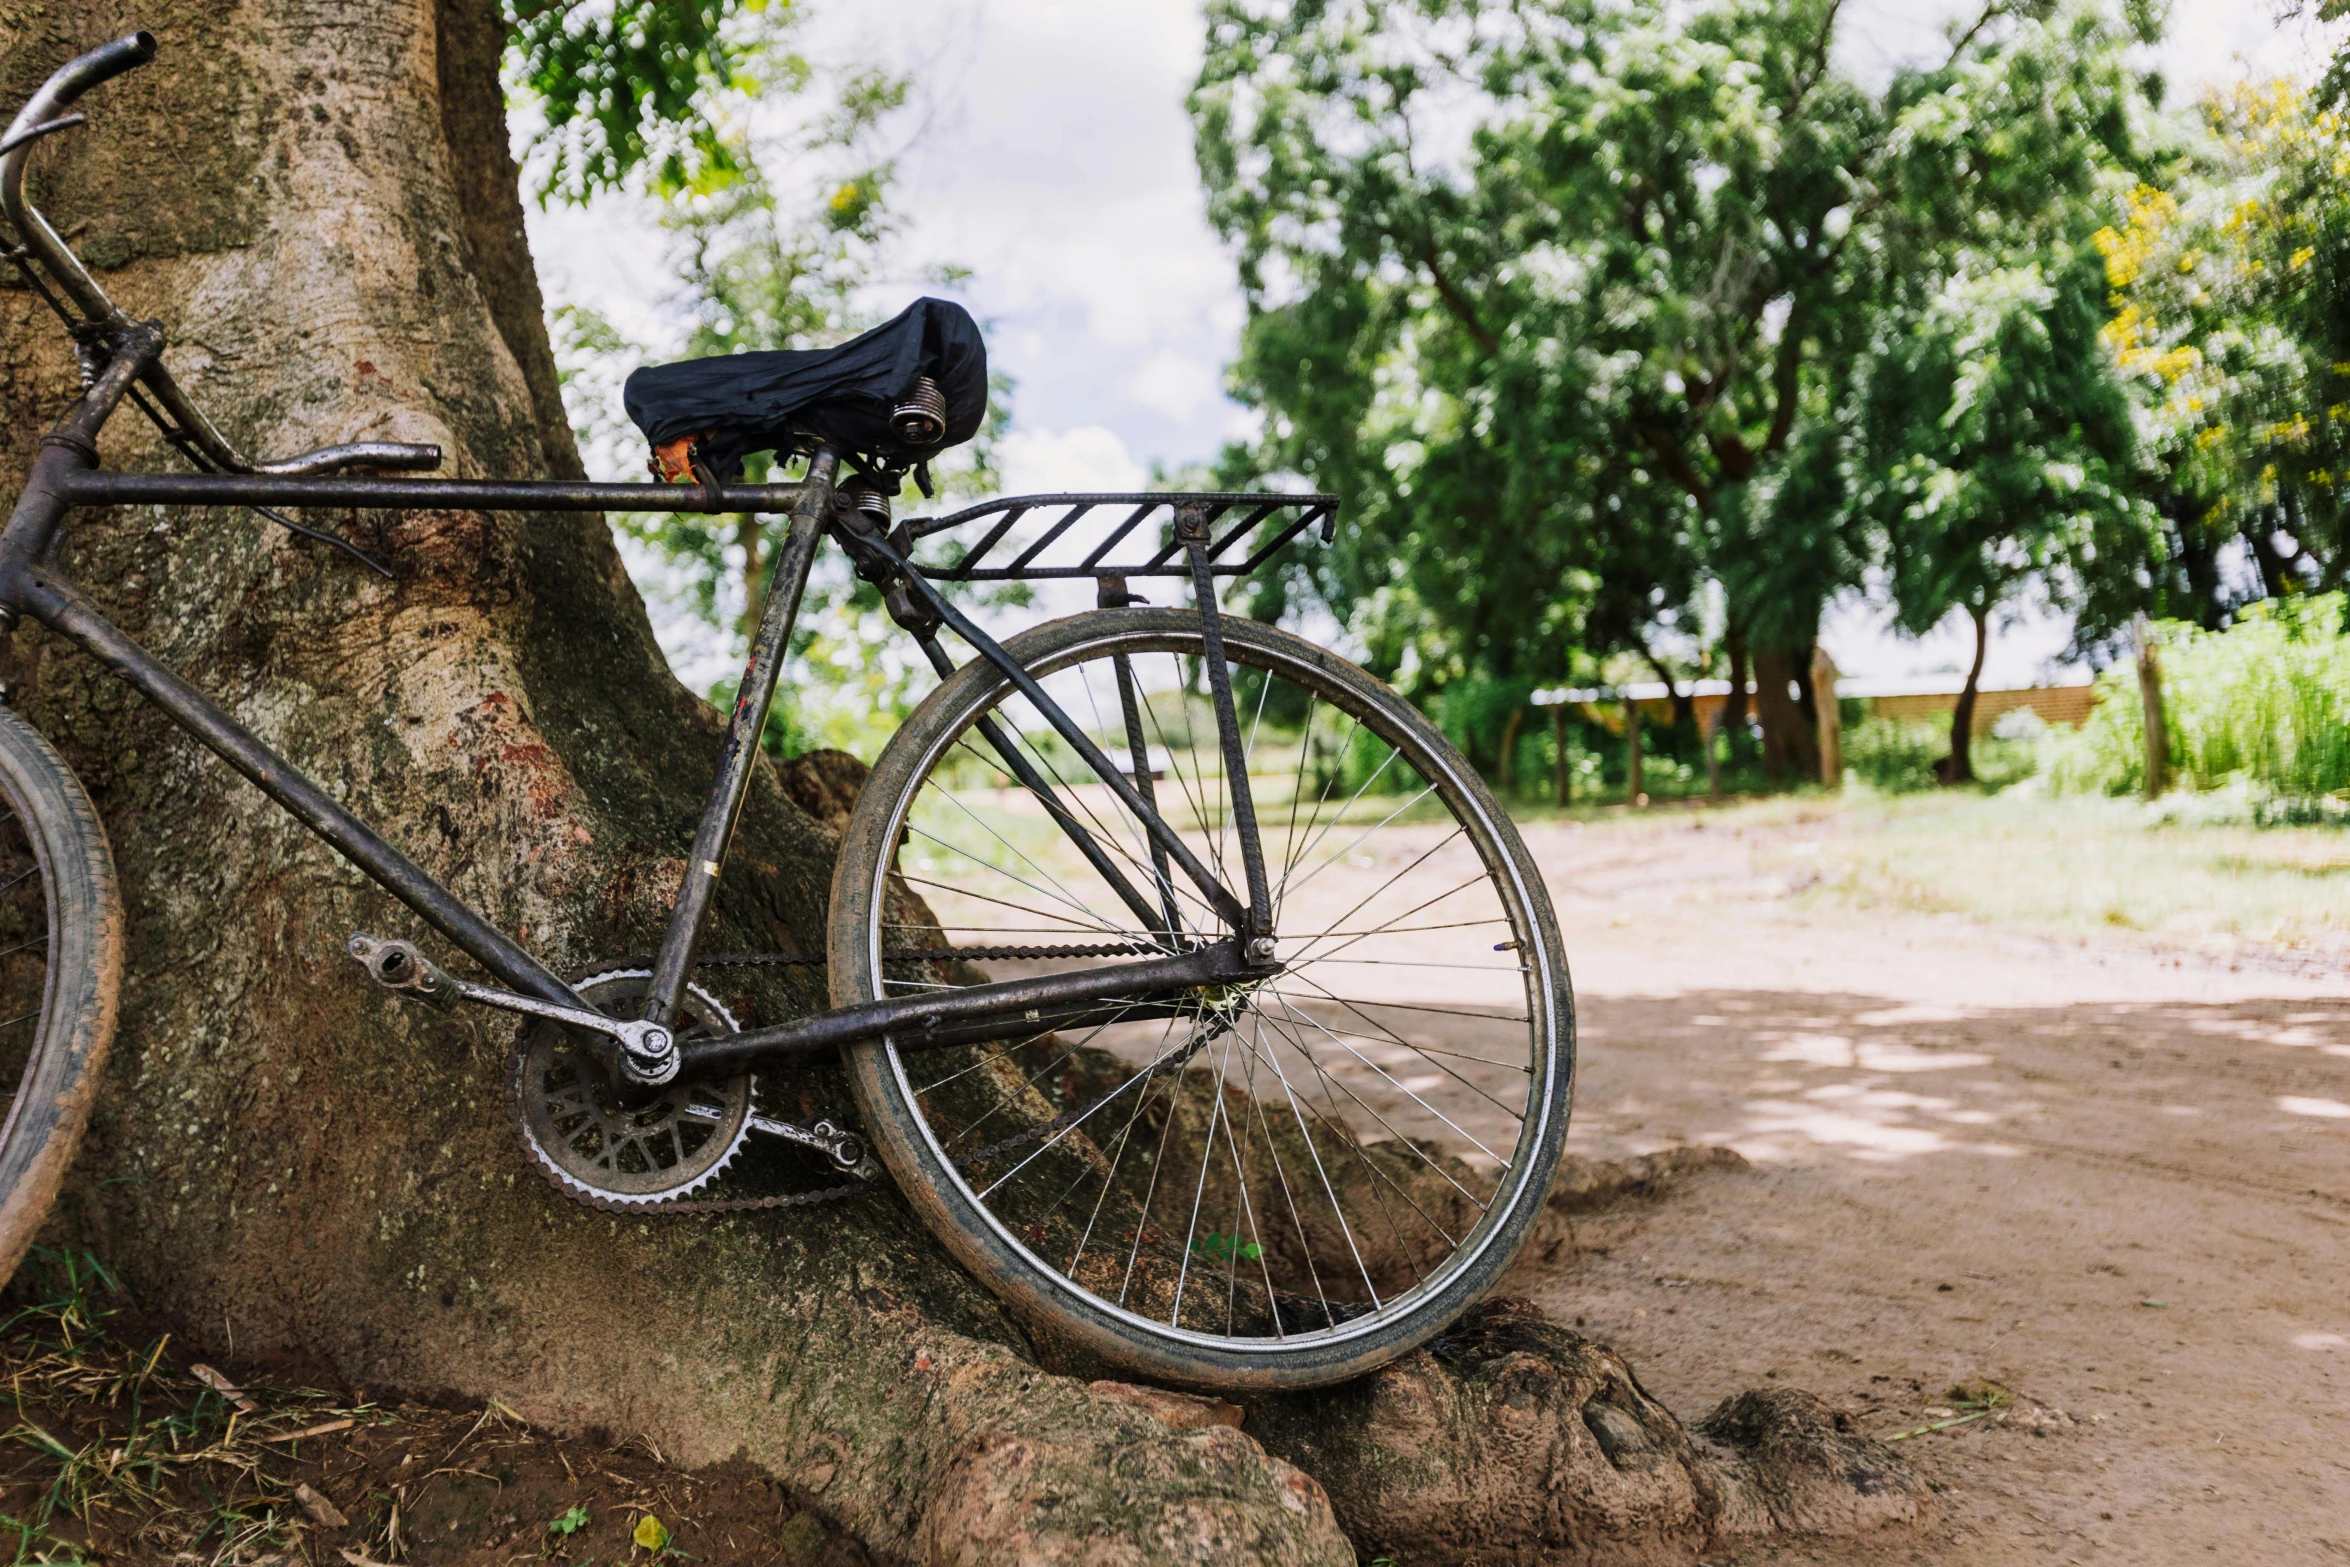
1846;250;2155;781
2097;79;2350;625
1193;0;2160;785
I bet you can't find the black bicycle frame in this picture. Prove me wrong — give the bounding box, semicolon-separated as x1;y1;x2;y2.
0;30;1291;1080
0;327;1275;1069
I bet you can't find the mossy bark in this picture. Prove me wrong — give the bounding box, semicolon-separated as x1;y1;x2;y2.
0;6;1924;1562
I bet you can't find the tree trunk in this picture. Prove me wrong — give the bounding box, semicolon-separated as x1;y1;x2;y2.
2135;611;2169;799
1721;621;1751;740
0;8;1922;1561
1497;703;1523;793
1938;605;1989;786
1751;646;1819;782
1639;645;1693;730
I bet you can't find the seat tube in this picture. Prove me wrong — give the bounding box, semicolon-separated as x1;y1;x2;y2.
642;450;838;1033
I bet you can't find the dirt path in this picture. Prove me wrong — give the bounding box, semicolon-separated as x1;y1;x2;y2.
1504;806;2350;1565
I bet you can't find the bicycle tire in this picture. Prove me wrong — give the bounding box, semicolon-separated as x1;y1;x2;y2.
0;706;123;1284
831;608;1572;1391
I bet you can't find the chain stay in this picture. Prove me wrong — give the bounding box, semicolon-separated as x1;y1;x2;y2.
692;941;1160;968
526;995;1227;1217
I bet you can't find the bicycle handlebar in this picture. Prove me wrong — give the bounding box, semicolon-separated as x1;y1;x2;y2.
2;31;441;478
1;32;154;332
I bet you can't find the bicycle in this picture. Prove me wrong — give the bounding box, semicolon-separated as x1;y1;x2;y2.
0;33;1574;1393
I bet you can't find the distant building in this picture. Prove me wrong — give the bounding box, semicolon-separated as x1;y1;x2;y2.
1532;672;2096;733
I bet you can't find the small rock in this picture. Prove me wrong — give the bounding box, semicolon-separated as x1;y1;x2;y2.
295;1483;349;1530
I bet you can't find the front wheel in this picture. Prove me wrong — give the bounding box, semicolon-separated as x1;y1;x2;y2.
830;609;1573;1391
0;707;123;1284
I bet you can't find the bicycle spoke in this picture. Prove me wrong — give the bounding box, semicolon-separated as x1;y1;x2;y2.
1272;971;1530;1134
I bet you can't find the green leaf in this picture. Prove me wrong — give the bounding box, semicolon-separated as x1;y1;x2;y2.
550;1504;590;1537
1189;1232;1263;1264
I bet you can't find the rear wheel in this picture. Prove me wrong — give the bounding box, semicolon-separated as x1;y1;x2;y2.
0;707;122;1285
831;609;1572;1391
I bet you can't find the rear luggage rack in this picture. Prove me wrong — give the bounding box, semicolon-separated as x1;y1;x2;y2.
904;491;1338;582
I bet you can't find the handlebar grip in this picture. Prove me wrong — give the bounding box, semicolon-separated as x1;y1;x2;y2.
37;33;157;111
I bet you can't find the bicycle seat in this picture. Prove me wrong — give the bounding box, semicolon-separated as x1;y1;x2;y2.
623;296;988;482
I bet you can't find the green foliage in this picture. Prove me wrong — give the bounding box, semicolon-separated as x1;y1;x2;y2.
1191;0;2159;760
1845;718;1949;794
1188;1232;1263;1264
550;1505;592;1538
2047;594;2350;803
2096;84;2350;624
507;0;763;204
1847;711;2049;794
1849;245;2159;653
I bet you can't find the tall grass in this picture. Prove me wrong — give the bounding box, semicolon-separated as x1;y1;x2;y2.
2046;594;2350;804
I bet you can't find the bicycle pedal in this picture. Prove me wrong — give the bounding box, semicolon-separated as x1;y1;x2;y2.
347;932;460;1011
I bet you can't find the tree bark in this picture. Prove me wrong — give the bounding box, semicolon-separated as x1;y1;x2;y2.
1640;645;1694;730
1497;702;1523;793
0;7;1923;1561
1938;604;1989;786
1750;646;1819;781
1722;622;1751;740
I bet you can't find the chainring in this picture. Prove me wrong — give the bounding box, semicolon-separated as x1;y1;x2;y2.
512;968;755;1207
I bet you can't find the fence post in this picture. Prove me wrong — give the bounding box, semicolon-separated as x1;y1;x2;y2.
1552;706;1571;807
1625;693;1645;806
1811;645;1843;789
1702;706;1723;802
2134;612;2168;799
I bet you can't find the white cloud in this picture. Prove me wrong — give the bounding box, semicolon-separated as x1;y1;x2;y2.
1126;353;1222;421
996;425;1150;493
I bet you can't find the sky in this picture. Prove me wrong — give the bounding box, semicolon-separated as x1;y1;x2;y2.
529;0;2346;691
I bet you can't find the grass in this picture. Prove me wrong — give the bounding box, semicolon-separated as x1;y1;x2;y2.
1766;790;2350;957
0;1251;858;1567
2047;593;2350;803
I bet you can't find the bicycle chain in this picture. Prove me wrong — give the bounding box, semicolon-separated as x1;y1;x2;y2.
521;941;1184;1216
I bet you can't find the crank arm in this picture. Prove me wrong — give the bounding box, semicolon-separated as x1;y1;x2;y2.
348;933;681;1082
679;1098;866;1171
746;1111;867;1170
676;1099;869;1169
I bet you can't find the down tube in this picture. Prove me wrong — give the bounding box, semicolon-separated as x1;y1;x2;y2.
21;569;583;1009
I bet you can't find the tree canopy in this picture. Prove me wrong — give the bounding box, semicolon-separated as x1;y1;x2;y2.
1188;0;2239;782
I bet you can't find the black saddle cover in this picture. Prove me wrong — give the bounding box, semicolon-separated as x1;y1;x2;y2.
622;296;988;478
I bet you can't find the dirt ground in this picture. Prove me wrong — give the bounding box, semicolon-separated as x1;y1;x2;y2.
1506;803;2350;1566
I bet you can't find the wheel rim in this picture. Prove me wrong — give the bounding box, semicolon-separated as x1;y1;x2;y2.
856;622;1567;1356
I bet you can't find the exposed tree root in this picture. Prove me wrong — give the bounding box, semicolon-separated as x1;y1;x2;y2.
1250;1298;1923;1566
